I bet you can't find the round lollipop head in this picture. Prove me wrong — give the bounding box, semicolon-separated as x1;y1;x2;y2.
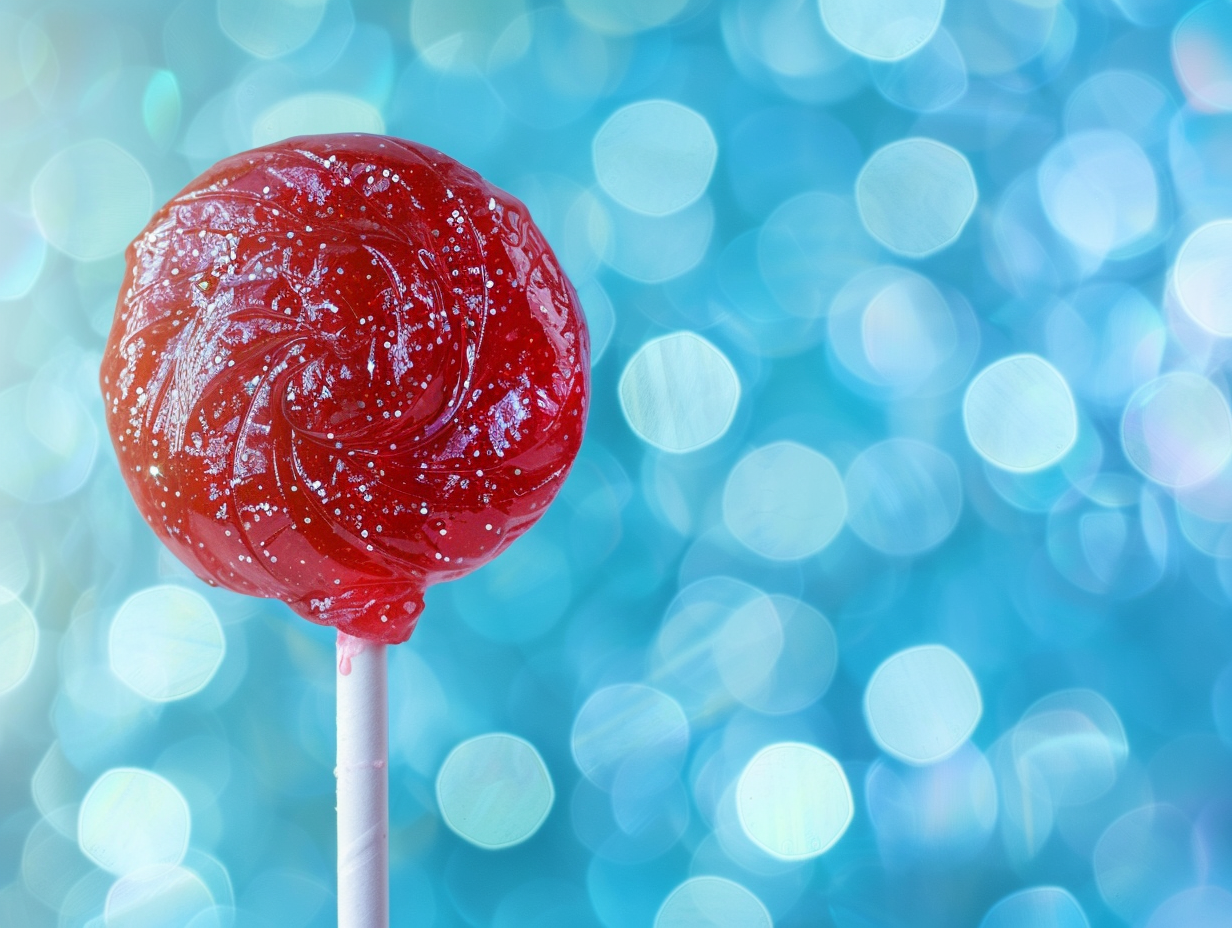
101;134;590;643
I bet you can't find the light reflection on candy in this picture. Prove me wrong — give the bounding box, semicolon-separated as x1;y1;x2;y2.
619;333;740;454
723;441;847;561
1037;130;1159;259
856;138;978;257
78;768;191;876
818;0;944;61
964;354;1078;473
105;866;215;928
844;438;963;556
251;92;384;147
1174;220;1232;337
735;742;853;859
864;645;982;765
869;27;968;112
108;585;226;702
0;595;38;695
435;733;554;849
592;101;717;218
1093;804;1198;923
573;684;689;791
1173;1;1232;112
1121;372;1232;488
866;744;998;865
655;876;771;928
31;140;152;262
979;886;1089;928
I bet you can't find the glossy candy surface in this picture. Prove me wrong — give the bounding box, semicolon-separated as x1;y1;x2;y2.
100;134;589;643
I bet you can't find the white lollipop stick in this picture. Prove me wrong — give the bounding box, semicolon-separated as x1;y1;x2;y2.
337;632;389;928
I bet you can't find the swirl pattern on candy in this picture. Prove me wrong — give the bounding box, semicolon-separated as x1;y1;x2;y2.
100;134;590;644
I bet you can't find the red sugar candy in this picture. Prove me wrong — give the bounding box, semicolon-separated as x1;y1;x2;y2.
100;134;590;644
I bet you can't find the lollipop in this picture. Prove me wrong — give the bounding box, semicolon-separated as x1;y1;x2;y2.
100;135;590;926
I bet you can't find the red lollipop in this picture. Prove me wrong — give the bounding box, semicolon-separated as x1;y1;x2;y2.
101;134;589;644
100;135;589;926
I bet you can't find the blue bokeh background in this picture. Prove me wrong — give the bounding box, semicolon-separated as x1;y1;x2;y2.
5;0;1232;925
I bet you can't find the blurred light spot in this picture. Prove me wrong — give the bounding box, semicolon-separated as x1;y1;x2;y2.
864;645;982;764
1046;489;1168;598
947;0;1057;76
576;279;614;364
0;383;98;503
1012;689;1128;806
844;438;962;556
655;876;771;928
1148;887;1232;928
1122;372;1232;488
1065;70;1173;146
22;815;92;910
410;0;529;73
31;140;152;262
108;586;226;702
964;354;1078;472
866;744;997;864
713;594;837;714
565;0;687;35
604;196;713;283
619;332;740;453
871;28;968;111
1037;131;1158;259
1174;220;1232;337
1044;283;1165;410
436;733;554;849
593;101;717;217
856;138;977;257
649;577;767;720
252;92;384;146
142;70;181;149
759;191;877;321
31;742;83;830
79;768;191;875
980;887;1089;928
0;596;38;695
0;524;28;604
0;207;46;301
1173;2;1232;112
819;0;944;61
1094;804;1199;924
572;684;689;790
721;0;867;104
736;742;853;859
829;266;978;396
723;441;847;560
217;0;328;59
453;529;571;642
106;866;215;928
